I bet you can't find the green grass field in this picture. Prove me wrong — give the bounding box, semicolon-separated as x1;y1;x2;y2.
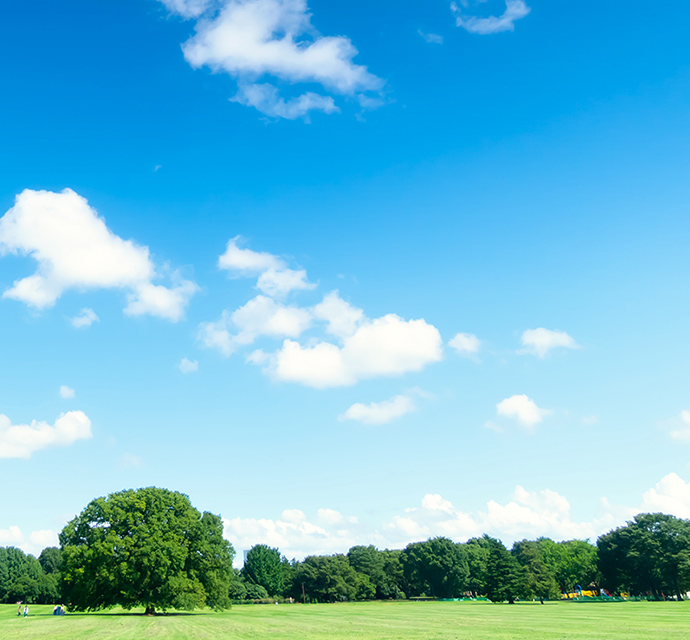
1;600;688;640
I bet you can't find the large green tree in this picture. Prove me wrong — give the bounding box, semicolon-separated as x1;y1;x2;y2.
597;513;690;599
401;537;469;598
38;547;62;575
512;540;560;600
347;545;404;599
241;544;285;596
293;554;371;602
483;536;525;604
463;537;490;597
538;538;598;594
59;487;234;614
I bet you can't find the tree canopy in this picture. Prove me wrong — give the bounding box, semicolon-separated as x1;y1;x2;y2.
59;487;234;614
402;537;469;598
597;513;690;599
241;544;285;596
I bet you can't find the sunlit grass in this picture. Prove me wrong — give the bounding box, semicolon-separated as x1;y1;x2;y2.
2;600;688;640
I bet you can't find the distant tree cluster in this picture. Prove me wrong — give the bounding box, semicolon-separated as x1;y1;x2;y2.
0;546;61;604
2;487;689;611
206;515;690;604
228;535;599;604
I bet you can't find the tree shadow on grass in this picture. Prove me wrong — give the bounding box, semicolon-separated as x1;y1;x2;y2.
65;611;202;617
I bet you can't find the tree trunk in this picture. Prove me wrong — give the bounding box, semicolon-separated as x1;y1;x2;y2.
144;605;156;616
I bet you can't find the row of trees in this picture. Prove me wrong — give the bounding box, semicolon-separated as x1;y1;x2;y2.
228;514;690;604
232;536;599;604
1;487;689;612
0;546;61;604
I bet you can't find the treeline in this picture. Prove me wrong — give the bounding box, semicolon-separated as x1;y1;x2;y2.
0;547;61;604
231;513;690;603
2;512;689;606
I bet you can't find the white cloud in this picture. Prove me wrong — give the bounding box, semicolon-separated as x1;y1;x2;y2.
0;526;59;557
496;394;550;429
668;410;690;443
418;30;443;44
519;327;579;358
71;307;99;329
124;278;199;322
264;314;443;388
211;242;442;388
218;236;283;273
59;385;75;399
0;525;24;547
257;267;314;298
449;332;480;357
451;0;530;35
640;473;690;519
232;82;339;120
199;295;312;356
313;290;363;338
340;394;416;425
0;189;197;321
0;410;92;459
387;487;607;547
160;0;212;18
16;472;690;560
223;507;361;564
179;357;199;373
163;0;384;119
218;237;314;297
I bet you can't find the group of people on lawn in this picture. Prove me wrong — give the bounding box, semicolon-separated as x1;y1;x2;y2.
16;602;66;617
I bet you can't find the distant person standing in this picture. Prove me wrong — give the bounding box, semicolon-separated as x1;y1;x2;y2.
17;602;22;616
23;605;29;617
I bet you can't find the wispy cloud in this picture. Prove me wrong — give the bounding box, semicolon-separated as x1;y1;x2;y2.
418;30;443;44
59;385;75;399
339;394;417;425
178;357;199;373
519;327;579;358
451;0;530;35
71;307;99;329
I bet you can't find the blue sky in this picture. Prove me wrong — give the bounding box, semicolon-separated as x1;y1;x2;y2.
2;0;690;560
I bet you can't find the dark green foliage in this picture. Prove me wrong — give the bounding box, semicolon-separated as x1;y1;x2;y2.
294;554;364;602
597;513;690;599
347;546;405;599
241;544;285;596
512;540;560;600
380;550;406;599
464;537;490;596
38;547;62;575
538;538;598;593
402;537;469;598
244;582;269;599
228;569;247;601
483;536;525;603
0;546;58;604
281;557;295;597
59;487;234;613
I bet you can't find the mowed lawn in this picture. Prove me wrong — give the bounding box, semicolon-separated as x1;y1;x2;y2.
1;600;688;640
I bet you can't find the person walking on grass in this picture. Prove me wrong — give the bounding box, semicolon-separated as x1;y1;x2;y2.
17;602;22;616
23;605;29;617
